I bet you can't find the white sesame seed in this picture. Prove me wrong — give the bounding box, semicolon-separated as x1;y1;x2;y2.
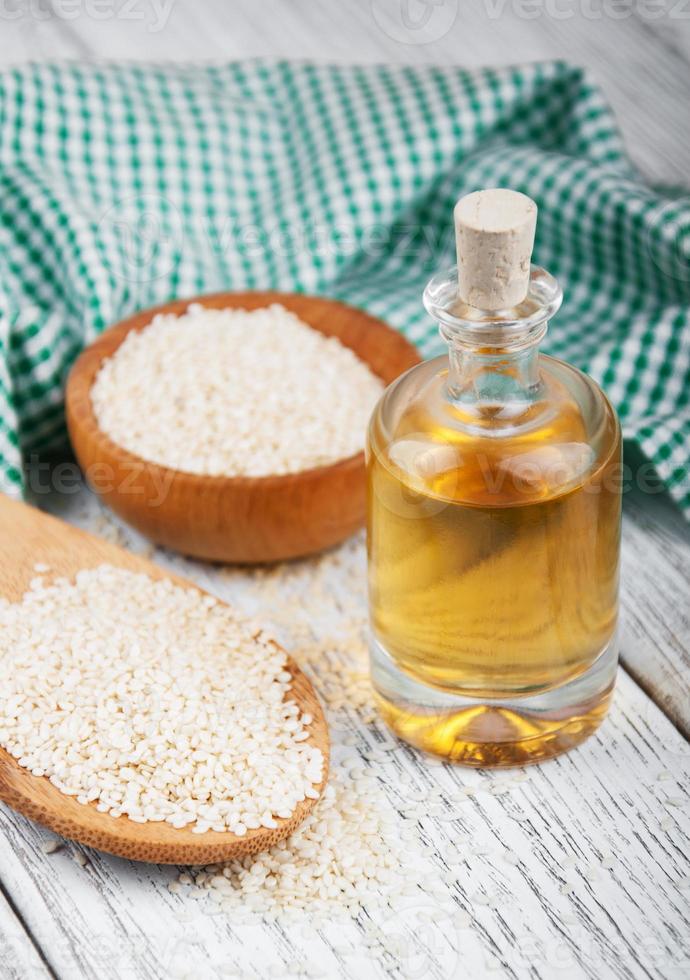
489;781;513;796
195;769;415;918
0;566;323;833
91;304;384;478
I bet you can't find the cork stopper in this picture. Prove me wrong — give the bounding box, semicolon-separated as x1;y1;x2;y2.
454;189;537;310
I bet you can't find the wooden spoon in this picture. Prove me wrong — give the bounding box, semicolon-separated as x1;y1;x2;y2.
66;290;421;564
0;495;329;864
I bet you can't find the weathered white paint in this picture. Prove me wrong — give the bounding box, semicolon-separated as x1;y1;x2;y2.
622;485;690;741
0;888;50;979
0;481;685;980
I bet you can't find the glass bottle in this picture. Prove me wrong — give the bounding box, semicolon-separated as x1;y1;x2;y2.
366;189;621;766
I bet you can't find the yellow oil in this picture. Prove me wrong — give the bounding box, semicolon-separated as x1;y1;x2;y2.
367;359;621;765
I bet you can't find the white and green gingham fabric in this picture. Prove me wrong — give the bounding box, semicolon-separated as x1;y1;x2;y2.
1;60;689;512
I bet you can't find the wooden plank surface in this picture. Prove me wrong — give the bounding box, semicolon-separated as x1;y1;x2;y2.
621;483;690;742
0;485;687;980
0;482;684;979
0;888;51;980
0;677;688;980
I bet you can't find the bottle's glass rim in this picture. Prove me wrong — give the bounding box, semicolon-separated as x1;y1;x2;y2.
423;265;563;347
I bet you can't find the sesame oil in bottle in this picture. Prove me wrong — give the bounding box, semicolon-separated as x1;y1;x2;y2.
366;190;622;766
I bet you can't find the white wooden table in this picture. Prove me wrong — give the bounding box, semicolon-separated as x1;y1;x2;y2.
1;4;689;978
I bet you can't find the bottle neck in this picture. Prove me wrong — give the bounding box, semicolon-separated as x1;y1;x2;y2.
447;342;542;407
423;264;563;415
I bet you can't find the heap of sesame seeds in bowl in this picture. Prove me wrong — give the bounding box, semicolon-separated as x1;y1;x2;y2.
0;566;323;834
90;303;384;478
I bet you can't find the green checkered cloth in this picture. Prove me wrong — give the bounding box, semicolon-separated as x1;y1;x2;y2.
1;60;688;513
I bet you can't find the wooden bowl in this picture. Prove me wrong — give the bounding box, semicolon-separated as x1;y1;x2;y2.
0;496;329;865
66;291;420;564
